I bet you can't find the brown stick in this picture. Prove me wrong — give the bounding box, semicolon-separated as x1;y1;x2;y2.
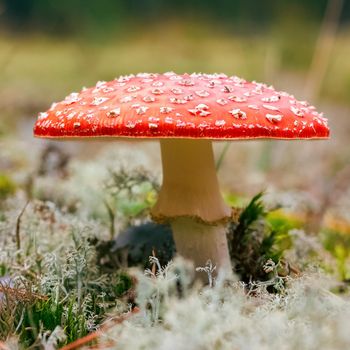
0;285;48;302
15;201;30;251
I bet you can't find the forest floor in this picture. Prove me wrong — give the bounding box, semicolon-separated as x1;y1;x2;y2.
1;26;350;349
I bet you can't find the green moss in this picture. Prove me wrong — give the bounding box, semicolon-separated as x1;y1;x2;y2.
267;209;303;234
114;272;134;297
20;299;65;347
322;229;350;280
228;193;294;282
0;174;16;200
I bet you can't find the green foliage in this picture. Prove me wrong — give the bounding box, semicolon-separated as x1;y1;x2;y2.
2;0;337;38
103;168;159;238
20;299;65;347
114;272;133;298
0;174;16;200
267;210;303;233
228;193;293;283
224;193;250;208
322;229;350;280
0;208;134;347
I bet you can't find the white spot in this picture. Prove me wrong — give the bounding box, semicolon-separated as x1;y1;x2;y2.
195;90;210;97
127;85;141;92
207;80;221;88
148;116;160;122
120;95;135;103
300;100;310;107
169;75;183;81
261;95;280;103
126;121;137;129
103;87;115;93
137;73;154;78
229;109;247;119
152;81;164;87
176;120;187;127
49;102;57;111
64;92;81;105
290;106;304;117
170;97;187;104
152;88;164;95
143;96;155;103
73;122;81;129
178;79;195;86
107;108;121;117
188;103;210;117
228;95;247;103
248;105;259;110
38;112;49;120
216;98;228;106
263;104;280;111
91;97;109;106
184;94;194;101
135;106;149;115
171;88;183;94
149;123;158;129
117;76;132;83
215;120;226;126
96;80;107;88
199;122;209;128
67;112;76;120
160;107;174;114
265;114;283;123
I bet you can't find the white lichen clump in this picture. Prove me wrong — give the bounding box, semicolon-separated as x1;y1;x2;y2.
100;258;350;350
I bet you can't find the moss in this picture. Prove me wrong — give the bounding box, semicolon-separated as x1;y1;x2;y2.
228;193;294;283
0;174;16;200
114;272;134;297
322;229;350;280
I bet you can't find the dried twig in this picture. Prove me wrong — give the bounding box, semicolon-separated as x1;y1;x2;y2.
151;249;157;276
15;201;30;251
0;284;48;303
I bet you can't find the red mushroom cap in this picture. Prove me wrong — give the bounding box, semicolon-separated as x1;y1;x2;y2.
34;72;329;139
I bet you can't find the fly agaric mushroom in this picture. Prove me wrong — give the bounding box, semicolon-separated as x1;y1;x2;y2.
34;72;329;277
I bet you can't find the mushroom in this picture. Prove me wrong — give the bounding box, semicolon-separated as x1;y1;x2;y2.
34;72;329;278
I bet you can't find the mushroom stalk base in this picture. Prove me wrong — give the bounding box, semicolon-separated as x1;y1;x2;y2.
152;139;232;279
171;218;232;279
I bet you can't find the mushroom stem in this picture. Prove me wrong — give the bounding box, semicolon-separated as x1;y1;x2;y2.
152;139;232;277
171;218;232;278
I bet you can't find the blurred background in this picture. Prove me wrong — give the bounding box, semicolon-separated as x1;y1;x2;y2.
0;0;349;231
